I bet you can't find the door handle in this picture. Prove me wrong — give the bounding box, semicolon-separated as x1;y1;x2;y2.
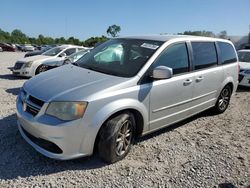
183;79;192;86
196;76;204;82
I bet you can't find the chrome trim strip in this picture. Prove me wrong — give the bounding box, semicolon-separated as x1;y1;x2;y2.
152;90;217;113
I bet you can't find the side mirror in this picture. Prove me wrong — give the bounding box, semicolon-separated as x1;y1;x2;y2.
63;58;72;65
59;52;67;57
152;66;173;79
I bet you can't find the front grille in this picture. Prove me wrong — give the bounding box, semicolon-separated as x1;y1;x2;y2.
239;74;244;82
20;89;45;117
21;126;63;154
26;105;39;116
29;95;44;107
14;62;24;70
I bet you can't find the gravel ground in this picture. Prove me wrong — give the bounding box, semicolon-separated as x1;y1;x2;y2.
0;52;249;188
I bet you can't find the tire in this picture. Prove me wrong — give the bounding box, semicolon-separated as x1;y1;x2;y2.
213;85;232;114
35;65;48;75
98;112;135;163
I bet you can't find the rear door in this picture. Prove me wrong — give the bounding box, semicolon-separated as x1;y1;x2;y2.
190;41;223;114
148;42;195;131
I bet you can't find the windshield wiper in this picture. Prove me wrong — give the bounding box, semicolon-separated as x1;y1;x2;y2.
81;65;120;76
72;62;79;66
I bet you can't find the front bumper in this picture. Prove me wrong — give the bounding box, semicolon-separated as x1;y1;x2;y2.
12;67;33;77
16;94;93;160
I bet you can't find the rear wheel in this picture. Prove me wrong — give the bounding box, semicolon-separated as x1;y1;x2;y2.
214;85;232;113
98;112;135;163
35;65;48;75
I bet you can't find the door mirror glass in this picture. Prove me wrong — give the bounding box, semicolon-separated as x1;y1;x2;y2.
152;66;173;79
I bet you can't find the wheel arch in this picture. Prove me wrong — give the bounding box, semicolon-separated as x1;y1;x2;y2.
93;107;146;154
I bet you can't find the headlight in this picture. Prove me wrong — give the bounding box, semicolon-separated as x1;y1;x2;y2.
23;61;33;68
46;101;88;121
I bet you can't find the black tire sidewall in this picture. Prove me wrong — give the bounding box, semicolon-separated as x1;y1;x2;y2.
36;65;47;75
98;112;135;163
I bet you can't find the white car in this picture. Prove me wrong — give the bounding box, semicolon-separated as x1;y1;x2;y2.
42;48;91;71
12;45;85;77
22;44;35;52
238;49;250;87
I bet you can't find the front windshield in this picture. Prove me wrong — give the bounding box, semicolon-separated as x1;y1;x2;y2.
69;49;89;62
76;39;163;77
238;51;250;63
42;46;65;56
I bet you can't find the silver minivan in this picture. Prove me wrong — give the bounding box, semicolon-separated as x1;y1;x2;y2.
16;35;239;163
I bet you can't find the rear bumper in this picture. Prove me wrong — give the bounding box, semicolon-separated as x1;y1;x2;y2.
239;74;250;87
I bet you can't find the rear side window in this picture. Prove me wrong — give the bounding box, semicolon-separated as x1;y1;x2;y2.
218;42;237;64
153;43;189;75
191;42;217;70
64;48;77;56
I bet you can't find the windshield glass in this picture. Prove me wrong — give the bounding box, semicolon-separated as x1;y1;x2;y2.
238;51;250;63
76;39;163;77
42;46;65;56
69;49;89;62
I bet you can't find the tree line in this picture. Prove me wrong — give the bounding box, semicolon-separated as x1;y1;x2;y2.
0;28;109;47
0;25;228;47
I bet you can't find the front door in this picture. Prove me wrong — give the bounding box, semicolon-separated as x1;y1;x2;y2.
148;42;194;131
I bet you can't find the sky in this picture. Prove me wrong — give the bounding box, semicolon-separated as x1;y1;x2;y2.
1;0;250;40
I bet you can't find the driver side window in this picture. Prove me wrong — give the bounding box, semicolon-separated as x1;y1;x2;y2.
153;43;189;75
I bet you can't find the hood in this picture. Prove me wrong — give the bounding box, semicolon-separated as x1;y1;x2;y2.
239;62;250;70
42;58;64;66
18;55;56;63
23;65;130;102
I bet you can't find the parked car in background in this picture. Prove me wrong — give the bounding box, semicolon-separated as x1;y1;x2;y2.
12;45;85;76
0;42;16;51
0;47;3;52
22;44;35;52
42;48;91;71
24;46;52;57
16;35;238;163
238;49;250;87
15;44;23;51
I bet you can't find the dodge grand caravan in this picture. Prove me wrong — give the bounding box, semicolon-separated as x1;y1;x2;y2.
16;35;238;163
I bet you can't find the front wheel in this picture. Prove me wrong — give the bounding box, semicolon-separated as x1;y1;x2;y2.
213;85;232;114
98;112;135;163
35;65;48;75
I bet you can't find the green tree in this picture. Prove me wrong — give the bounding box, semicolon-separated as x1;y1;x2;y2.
84;35;108;47
11;29;29;43
218;30;227;39
106;24;121;37
0;29;10;42
183;30;215;37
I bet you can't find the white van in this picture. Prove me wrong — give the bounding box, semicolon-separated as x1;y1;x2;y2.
17;35;239;163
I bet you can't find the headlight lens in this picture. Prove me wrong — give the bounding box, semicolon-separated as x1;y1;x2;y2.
23;61;33;68
46;101;88;121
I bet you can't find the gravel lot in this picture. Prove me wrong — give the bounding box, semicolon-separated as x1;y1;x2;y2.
0;52;249;188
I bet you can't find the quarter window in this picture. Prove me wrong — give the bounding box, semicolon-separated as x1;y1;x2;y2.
153;43;189;74
218;42;237;64
191;42;217;70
